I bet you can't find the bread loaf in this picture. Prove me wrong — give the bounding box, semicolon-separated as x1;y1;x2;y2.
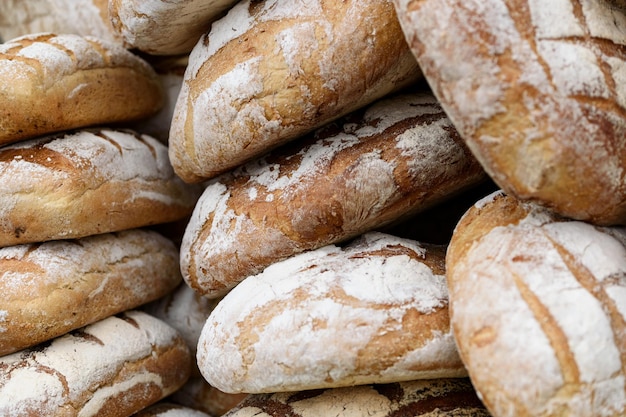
0;127;202;247
222;378;490;416
0;33;163;146
181;92;486;298
446;191;626;416
133;403;211;417
198;232;467;394
108;0;238;55
0;311;191;417
168;0;422;182
0;0;121;44
392;0;626;225
0;229;182;356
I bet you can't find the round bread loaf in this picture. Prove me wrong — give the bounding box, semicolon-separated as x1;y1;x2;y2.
222;378;490;416
392;0;626;225
168;0;422;182
181;91;486;298
198;232;467;394
0;310;192;417
108;0;238;56
0;33;163;146
0;229;182;356
0;0;121;44
0;127;202;247
133;402;211;417
446;191;626;416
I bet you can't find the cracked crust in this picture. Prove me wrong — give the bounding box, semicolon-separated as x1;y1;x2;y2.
393;0;626;225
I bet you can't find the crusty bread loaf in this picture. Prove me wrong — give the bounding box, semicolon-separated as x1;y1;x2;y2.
168;0;422;182
446;190;626;417
392;0;626;226
222;378;490;416
198;232;467;394
0;310;191;417
0;0;121;44
0;127;202;247
0;229;182;356
181;92;486;298
133;402;211;417
0;33;163;146
108;0;238;56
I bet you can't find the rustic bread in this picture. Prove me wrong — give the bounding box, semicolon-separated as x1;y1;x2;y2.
108;0;238;56
392;0;626;225
0;229;182;356
222;378;490;416
168;0;422;182
197;232;467;394
0;0;121;44
133;403;211;417
181;91;486;298
0;311;191;417
0;128;202;247
0;33;163;146
446;190;626;416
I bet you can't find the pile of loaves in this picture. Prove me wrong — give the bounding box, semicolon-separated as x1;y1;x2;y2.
0;0;625;416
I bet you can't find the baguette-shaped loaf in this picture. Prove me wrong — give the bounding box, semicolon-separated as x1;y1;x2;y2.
108;0;238;56
0;311;191;417
446;191;626;416
0;0;120;44
393;0;626;225
168;0;422;182
0;128;202;247
181;92;486;298
198;232;467;394
222;378;490;417
0;229;182;356
0;33;163;146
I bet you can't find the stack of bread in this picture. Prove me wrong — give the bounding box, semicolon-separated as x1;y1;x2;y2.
1;0;626;416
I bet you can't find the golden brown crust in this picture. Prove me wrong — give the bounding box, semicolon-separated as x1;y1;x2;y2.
0;33;163;146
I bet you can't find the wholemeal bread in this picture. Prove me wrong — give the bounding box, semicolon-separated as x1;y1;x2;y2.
392;0;626;225
222;378;490;416
446;191;626;416
181;91;486;298
168;0;422;182
0;33;163;146
0;229;182;356
0;311;191;417
0;0;121;44
197;232;467;394
0;127;202;247
108;0;238;56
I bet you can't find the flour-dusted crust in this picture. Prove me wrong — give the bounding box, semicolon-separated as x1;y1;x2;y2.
0;0;121;44
0;128;202;247
0;229;182;356
394;0;626;225
181;92;486;298
197;232;467;393
0;311;191;417
168;0;421;182
108;0;238;56
0;33;163;146
446;191;626;416
222;378;489;416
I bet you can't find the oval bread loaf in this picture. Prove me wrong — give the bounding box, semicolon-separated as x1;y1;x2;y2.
222;378;490;417
198;232;467;394
181;91;486;298
0;128;202;247
0;310;191;417
0;33;163;146
0;229;182;356
168;0;422;182
393;0;626;225
0;0;121;44
446;191;626;417
108;0;238;56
